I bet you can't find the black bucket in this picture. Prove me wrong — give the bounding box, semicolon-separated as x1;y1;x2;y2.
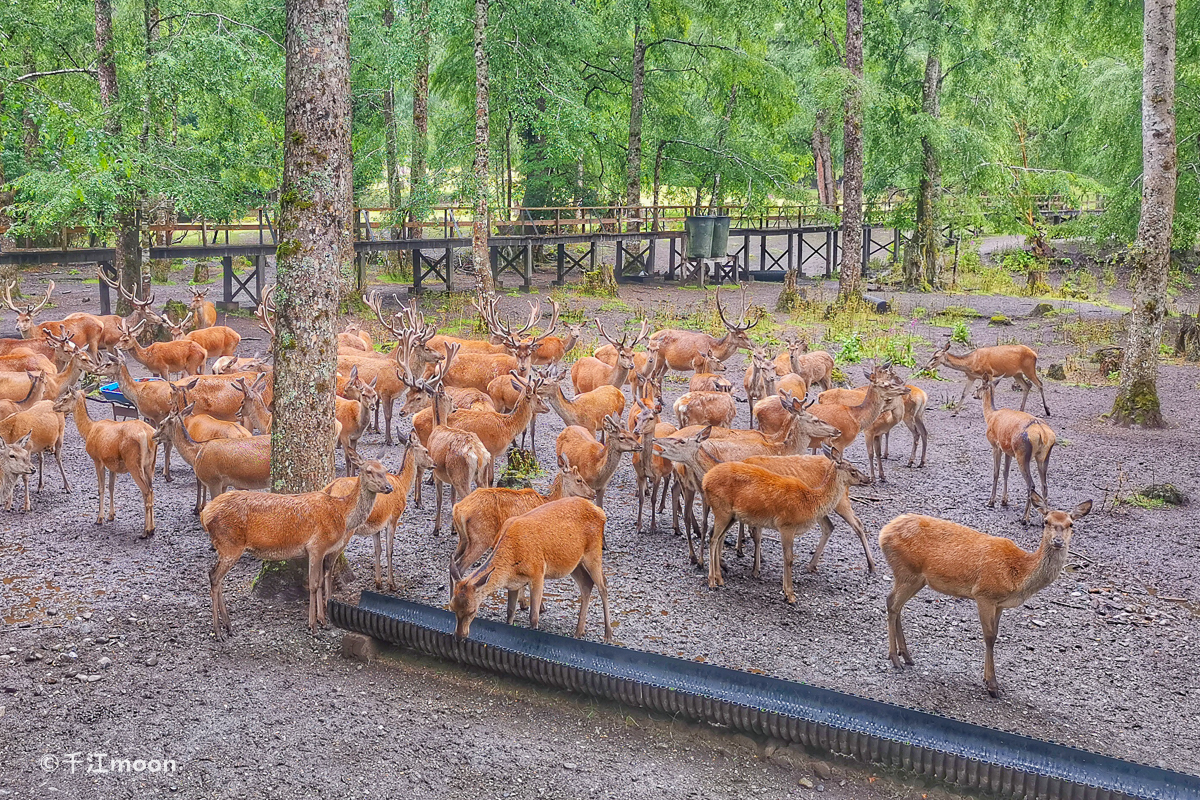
709;215;731;258
685;216;715;259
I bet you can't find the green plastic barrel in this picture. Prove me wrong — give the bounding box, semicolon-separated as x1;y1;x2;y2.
709;215;731;258
685;216;715;259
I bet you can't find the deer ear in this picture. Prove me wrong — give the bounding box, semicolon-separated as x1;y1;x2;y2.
1030;491;1049;515
16;432;32;449
697;425;712;442
349;365;358;382
449;559;463;584
1070;499;1093;520
184;402;196;416
558;453;568;471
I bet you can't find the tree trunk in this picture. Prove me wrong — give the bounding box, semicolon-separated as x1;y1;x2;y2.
813;109;836;209
707;85;739;213
271;0;352;493
1111;0;1176;428
471;0;495;293
838;0;865;303
409;0;430;246
904;49;942;290
95;0;119;134
652;139;668;229
626;25;647;212
21;50;40;164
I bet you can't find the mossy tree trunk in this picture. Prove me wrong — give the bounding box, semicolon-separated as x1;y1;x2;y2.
812;109;836;210
1111;0;1176;428
471;0;495;294
838;0;865;304
270;0;351;493
911;47;942;289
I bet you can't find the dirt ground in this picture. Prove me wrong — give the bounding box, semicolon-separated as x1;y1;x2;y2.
2;254;1199;798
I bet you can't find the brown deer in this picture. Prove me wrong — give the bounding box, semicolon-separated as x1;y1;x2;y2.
188;287;218;330
55;386;156;537
536;368;626;437
337;320;373;352
233;375;273;435
0;349;57;376
0;433;35;511
449;496;611;641
0;371;47;419
975;379;1056;523
213;353;270;375
688;348;732;392
742;345;778;421
201;454;394;637
673;388;736;429
5;281;106;357
807;367;910;454
110;352;177;479
442;371;544;485
879;495;1092;697
776;333;835;392
0;393;69;510
0;337;58;366
480;295;562;369
530;320;587;366
703;449;864;603
819;369;929;478
648;288;761;372
451;454;595;572
632;402;676;534
118;320;206;380
95;269;165;348
556;415;640;509
571;319;648;393
325;433;434;590
164;311;242;367
152;405;271;514
334;366;377;474
927;339;1049;416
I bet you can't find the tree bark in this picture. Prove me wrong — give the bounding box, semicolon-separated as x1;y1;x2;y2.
471;0;495;293
707;85;739;213
626;25;647;212
271;0;352;493
904;49;942;290
813;108;836;209
838;0;865;303
95;0;119;135
1111;0;1176;428
409;0;430;247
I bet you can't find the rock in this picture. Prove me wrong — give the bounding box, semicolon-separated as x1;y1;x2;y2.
45;609;57;616
145;655;159;667
988;314;1012;326
340;633;381;664
798;778;814;789
77;674;101;683
25;652;42;662
98;657;112;670
562;762;577;771
1030;302;1054;317
1047;363;1066;380
812;761;833;780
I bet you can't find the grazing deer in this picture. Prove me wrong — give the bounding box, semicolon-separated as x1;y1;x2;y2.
152;405;271;514
673;388;736;429
776;333;835;392
0;434;35;511
974;379;1056;523
742;345;778;421
325;433;434;590
201;454;394;637
556;415;640;509
536;368;626;437
703;449;864;603
0;392;69;510
451;454;595;573
188;288;218;330
572;319;649;393
807;367;910;454
648;288;761;372
164;311;242;368
55;387;156;537
879;495;1092;697
117;320;206;380
927;340;1049;416
449;496;611;641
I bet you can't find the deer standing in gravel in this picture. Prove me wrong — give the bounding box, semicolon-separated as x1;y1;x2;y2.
648;288;762;373
975;379;1056;523
117;320;206;380
926;339;1049;417
776;333;834;392
573;319;649;393
153;404;270;514
556;414;640;510
0;434;35;511
201;454;394;637
878;494;1092;697
188;288;218;330
0;389;70;510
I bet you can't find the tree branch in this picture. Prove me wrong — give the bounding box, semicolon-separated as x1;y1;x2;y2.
11;67;97;83
155;12;283;49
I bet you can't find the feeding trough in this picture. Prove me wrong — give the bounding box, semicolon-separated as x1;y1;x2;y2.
96;379;160;421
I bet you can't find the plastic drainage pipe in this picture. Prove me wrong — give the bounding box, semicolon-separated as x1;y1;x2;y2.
329;592;1199;800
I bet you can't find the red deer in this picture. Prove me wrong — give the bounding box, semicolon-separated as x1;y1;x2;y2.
152;405;270;514
975;379;1056;523
556;415;640;509
0;391;69;510
926;339;1049;416
573;319;649;393
0;434;35;511
776;333;834;391
648;288;761;373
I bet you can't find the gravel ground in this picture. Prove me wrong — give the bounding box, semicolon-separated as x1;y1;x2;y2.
2;259;1199;798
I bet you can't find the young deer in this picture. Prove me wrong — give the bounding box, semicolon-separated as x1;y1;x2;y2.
807;367;910;454
776;333;835;392
325;433;434;590
648;288;761;372
687;349;731;393
530;320;587;366
449;496;611;641
879;494;1092;697
703;449;863;603
975;379;1056;523
153;405;271;514
556;415;640;509
443;371;544;485
201;455;394;637
572;319;648;393
55;387;157;537
819;370;929;476
0;371;47;419
118;320;206;380
673;388;736;429
164;311;241;367
742;346;778;421
188;288;218;330
451;454;595;572
536;367;626;437
233;375;273;435
927;340;1049;416
0;393;69;510
334;366;378;474
0;434;35;511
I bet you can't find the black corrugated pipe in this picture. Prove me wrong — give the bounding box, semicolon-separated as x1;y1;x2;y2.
330;592;1200;800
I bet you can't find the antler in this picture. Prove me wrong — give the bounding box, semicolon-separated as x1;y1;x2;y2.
4;280;54;314
255;285;276;337
594;318;621;349
3;282;21;313
630;318;650;349
529;299;560;347
364;290;406;341
97;268;120;290
715;288;763;333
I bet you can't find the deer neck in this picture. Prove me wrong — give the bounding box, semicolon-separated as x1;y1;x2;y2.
338;480;376;533
169;421;204;466
608;360;632;387
596;440;628;484
356;396;372;429
395;445;420;498
115;360;140;401
849;384;888;428
979;387;997;420
71;392;96;442
503;392;536;436
939;350;973;375
544;385;579;427
710;333;741;361
1011;536;1070;605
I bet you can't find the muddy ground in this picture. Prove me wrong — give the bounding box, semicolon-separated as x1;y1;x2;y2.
2;254;1199;798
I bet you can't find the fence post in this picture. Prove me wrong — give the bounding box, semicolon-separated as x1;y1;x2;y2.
413;249;423;295
556;243;566;286
218;255;236;310
445;246;454;292
522;242;533;292
98;261;112;315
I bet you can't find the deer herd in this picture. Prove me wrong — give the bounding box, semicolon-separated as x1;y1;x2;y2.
1;275;1092;698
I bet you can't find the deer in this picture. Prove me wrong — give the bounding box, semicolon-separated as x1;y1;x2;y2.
0;390;70;510
94;269;165;349
0;348;57;376
536;366;626;437
441;369;545;486
213;353;270;375
806;366;910;455
594;326;656;388
5;281;103;357
673;387;736;429
0;434;35;511
480;295;562;369
927;339;1049;417
108;351;177;479
632;402;676;534
556;415;641;510
117;319;206;380
449;496;612;642
451;454;595;574
337;320;373;352
530;320;587;366
879;494;1092;697
233;375;273;435
974;379;1056;524
152;405;271;515
0;337;58;366
164;311;242;368
776;333;835;392
703;448;865;604
483;371;550;455
325;432;434;590
0;371;47;419
201;453;394;637
573;319;649;393
742;345;778;421
188;287;218;330
819;368;929;478
647;287;761;372
688;349;732;392
752;379;812;436
54;386;157;537
335;367;378;474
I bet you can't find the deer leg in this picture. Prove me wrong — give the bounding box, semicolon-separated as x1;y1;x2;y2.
36;451;44;492
735;523;745;557
130;467;155;538
987;446;1001;508
916;417;928;467
1036;446;1052;501
382;397;395;446
22;473;31;513
107;470;117;522
433;479;445;536
584;550;613;643
808;516;835;574
506;590;519;624
883;430;891;460
371;532;383;589
780;526;798;605
886;577;923;667
635;476;646;533
978;603;1002;697
413;468;423;508
1031;372;1050;417
1016;375;1032;412
55;443;71;492
752;527;763;578
209;554;238;638
952;377;974;416
387;521;398;591
1001;453;1012;506
528;574;546;629
1017;444;1037;524
572;565;595;638
306;552;324;633
708;510;733;589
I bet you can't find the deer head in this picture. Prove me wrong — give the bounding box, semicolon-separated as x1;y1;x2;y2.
4;281;54;338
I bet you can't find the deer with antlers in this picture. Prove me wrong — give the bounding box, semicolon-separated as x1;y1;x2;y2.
481;296;562;367
95;269;165;348
571;319;649;394
164;311;241;369
647;288;762;373
927;339;1050;417
5;281;106;357
188;288;218;330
